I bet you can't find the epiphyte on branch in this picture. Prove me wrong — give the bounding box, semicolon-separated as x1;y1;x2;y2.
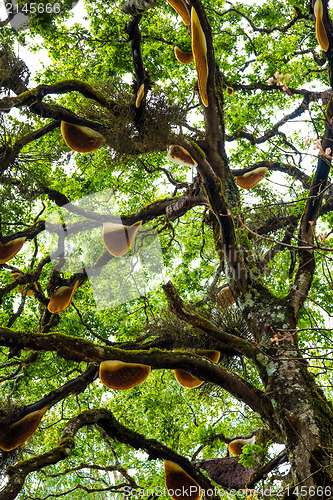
314;0;329;52
60;121;106;153
228;435;255;456
0;406;49;451
102;221;142;257
166;0;190;25
0;237;26;264
174;46;194;64
47;281;80;314
191;7;208;107
99;360;151;390
216;286;235;308
174;350;220;389
235;167;268;189
164;460;203;500
167;145;197;166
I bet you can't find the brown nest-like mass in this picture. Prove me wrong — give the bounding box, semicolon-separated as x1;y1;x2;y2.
194;456;254;490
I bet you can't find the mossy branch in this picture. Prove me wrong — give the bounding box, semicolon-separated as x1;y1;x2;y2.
43;186;207;224
1;438;75;500
162;281;256;358
0;327;272;418
1;408;220;500
0;80;117;112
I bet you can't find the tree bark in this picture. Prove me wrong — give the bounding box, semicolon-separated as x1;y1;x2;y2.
267;342;333;499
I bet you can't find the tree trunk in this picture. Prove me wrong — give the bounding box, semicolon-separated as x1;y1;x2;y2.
257;325;333;499
240;284;333;498
271;349;333;498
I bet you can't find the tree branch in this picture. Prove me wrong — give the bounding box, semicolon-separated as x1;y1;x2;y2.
224;4;306;34
0;80;117;113
1;408;220;500
0;327;272;418
246;449;288;488
43;186;207;225
162;281;256;358
290;94;333;315
14;364;98;422
1;437;76;500
190;0;229;182
226;95;311;145
0;121;60;175
122;0;157;15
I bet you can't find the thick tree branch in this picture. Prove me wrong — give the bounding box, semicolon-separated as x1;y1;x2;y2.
246;450;288;488
0;80;117;113
43;186;207;224
0;254;50;305
0;121;60;174
191;0;229;182
122;0;157;15
1;408;220;500
0;1;15;27
1;437;76;500
13;364;99;422
290;102;333;315
226;95;311;145
250;215;299;238
162;281;256;358
0;327;272;418
224;83;332;102
262;222;298;269
39;462;137;487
